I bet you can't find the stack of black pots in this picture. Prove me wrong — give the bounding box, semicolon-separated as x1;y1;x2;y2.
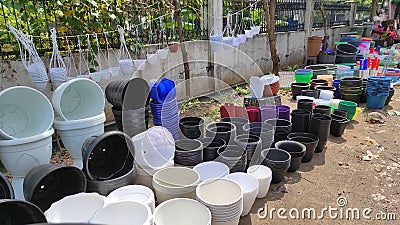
105;78;150;137
291;109;311;132
311;79;328;90
174;139;203;167
205;122;237;145
234;134;262;168
287;132;319;163
301;90;320;98
385;88;395;105
220;117;249;136
360;79;368;103
330;114;349;137
340;77;363;104
310;113;332;152
200;137;226;161
313;105;331;116
265;119;292;144
82;131;136;195
243;122;275;149
297;99;313;113
216;145;247;173
275;141;306;172
335;44;357;63
179;117;204;139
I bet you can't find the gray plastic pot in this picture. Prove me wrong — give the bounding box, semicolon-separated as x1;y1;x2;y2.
82;131;135;181
0;172;14;199
0;199;47;225
23;164;86;212
205;122;237;145
275;141;306;172
261;148;291;184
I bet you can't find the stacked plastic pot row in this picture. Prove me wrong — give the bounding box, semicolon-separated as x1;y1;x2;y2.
366;76;392;109
105;78;150;137
220;103;290;123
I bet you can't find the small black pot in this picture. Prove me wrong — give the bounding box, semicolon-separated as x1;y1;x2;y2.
174;139;203;167
315;86;336;92
0;199;47;225
216;145;247;173
261;148;291;184
310;114;331;152
105;78;150;110
385;88;395;105
297;99;314;113
105;79;130;110
243;122;275;149
291;82;310;100
0;172;14;199
301;90;319;99
333;109;348;118
205;122;237;145
313;105;331;116
200;137;226;161
311;79;328;89
275;141;306;172
341;94;361;104
179;117;205;139
220;117;249;136
287;133;319;163
291;109;311;132
23;164;87;211
112;107;149;136
234;134;262;168
82;131;135;181
330;114;349;137
265;119;292;143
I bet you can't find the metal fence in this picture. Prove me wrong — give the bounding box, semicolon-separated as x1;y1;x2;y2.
355;5;371;25
313;2;351;28
0;0;209;58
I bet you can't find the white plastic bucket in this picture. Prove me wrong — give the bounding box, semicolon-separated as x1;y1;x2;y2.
119;59;134;76
52;78;105;121
135;161;174;190
251;26;261;35
157;49;169;60
319;90;334;101
53;112;105;169
0;128;53;200
107;185;156;212
146;53;159;65
247;165;272;198
193;161;229;182
44;193;105;223
154;198;211;225
89;201;152;225
0;86;54;139
134;59;146;71
245;29;254;38
225;172;259;217
153;167;200;203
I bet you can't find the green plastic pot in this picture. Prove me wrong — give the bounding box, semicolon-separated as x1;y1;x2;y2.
338;101;357;120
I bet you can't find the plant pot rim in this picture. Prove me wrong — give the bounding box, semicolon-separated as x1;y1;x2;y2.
261;148;291;163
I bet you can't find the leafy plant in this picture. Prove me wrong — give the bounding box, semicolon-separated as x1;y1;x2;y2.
287;64;300;72
235;85;250;96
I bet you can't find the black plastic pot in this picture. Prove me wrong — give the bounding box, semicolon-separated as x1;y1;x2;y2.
82;131;135;181
234;134;262;168
179;117;204;139
0;199;46;225
174;139;203;167
385;88;395;105
86;165;136;196
311;79;328;89
265;119;292;143
216;145;247;173
243;122;275;149
330;114;349;137
304;65;329;78
261;148;291;184
333;109;348;118
335;53;356;64
288;135;319;163
297;99;314;113
341;94;361;104
23;164;86;212
315;86;336;92
310;114;331;153
336;44;358;55
112;107;149;136
205;122;237;145
291;109;311;132
220;117;249;136
301;90;319;98
291;82;310;100
0;172;14;199
313;105;331;116
105;78;150;111
200;137;226;161
275;141;306;172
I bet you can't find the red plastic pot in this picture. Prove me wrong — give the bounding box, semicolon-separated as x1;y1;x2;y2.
246;106;260;123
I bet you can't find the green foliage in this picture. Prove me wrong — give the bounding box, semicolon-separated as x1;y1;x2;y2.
287;64;300;72
235;85;250;96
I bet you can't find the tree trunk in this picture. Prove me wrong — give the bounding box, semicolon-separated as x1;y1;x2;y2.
370;0;379;21
174;0;191;97
317;0;329;52
263;0;280;76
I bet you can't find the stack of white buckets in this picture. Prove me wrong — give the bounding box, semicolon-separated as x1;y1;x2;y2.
52;78;106;169
0;86;54;200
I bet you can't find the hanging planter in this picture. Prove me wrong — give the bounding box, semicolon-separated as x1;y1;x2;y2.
146;53;159;65
157;49;169;60
102;31;120;77
117;26;133;76
134;59;146;71
49;28;68;88
8;25;49;90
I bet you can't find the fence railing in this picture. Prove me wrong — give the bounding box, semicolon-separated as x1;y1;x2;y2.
355;5;371;25
313;3;351;28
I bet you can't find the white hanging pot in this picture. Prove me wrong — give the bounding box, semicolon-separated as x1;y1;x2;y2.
157;49;169;60
146;53;159;65
27;62;48;90
232;37;241;47
245;29;254;38
222;37;234;46
99;70;111;80
209;35;223;52
238;34;247;43
108;67;120;77
251;26;261;35
50;67;68;88
77;75;90;79
89;72;102;82
134;59;146;71
0;128;54;200
119;59;134;76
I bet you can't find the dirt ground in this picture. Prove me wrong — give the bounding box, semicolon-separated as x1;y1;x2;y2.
39;86;400;224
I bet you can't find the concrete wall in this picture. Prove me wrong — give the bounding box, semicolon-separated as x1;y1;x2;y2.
0;27;349;123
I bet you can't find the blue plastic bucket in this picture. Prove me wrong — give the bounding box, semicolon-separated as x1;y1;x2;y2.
150;78;176;103
366;95;387;109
